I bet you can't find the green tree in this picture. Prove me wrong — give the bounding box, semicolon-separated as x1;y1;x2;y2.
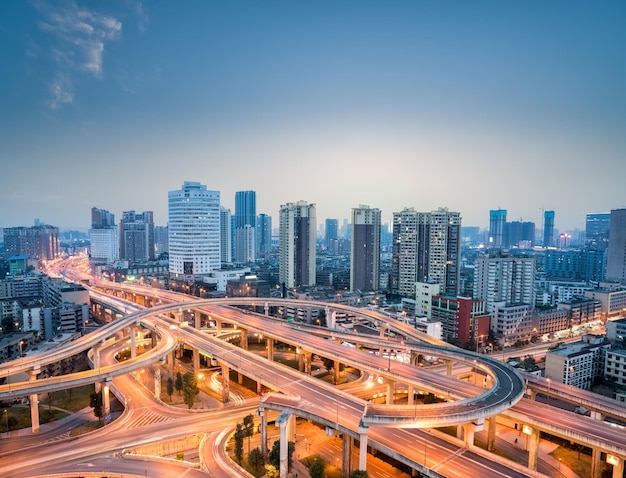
174;371;183;395
234;423;245;465
264;464;279;478
243;413;255;453
248;447;264;472
182;372;198;409
89;390;103;423
309;460;325;478
350;471;369;478
268;440;295;470
166;377;174;401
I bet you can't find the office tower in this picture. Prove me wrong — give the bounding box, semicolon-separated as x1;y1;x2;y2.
279;201;316;289
168;181;220;280
391;207;461;297
350;205;381;292
504;221;536;248
473;252;535;313
91;207;115;228
543;210;555;247
256;213;272;257
154;226;169;256
489;209;507;248
89;227;119;264
220;207;232;264
606;208;626;284
325;219;338;251
234;191;256;263
585;213;611;249
119;210;154;262
3;225;60;261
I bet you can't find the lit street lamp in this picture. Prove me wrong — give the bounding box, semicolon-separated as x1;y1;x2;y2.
3;409;8;436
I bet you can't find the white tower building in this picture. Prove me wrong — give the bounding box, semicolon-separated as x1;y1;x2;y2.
168;181;220;281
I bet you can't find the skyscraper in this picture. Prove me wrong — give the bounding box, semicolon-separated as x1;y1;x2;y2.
606;208;626;284
279;201;316;289
489;209;507;249
256;213;272;258
325;219;338;250
168;181;220;280
585;213;611;249
543;210;555;247
88;207;117;265
391;207;461;297
220;207;232;264
119;210;154;262
350;205;381;292
234;191;256;263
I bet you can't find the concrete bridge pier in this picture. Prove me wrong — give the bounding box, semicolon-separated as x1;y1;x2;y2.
487;417;497;452
275;411;292;478
154;366;161;399
29;367;40;434
591;447;602;478
240;329;248;350
267;337;274;362
526;426;540;471
358;421;369;473
341;434;354;478
102;377;112;418
259;408;268;457
303;351;312;375
221;364;230;403
192;347;200;372
129;324;137;358
334;360;340;384
611;456;624;478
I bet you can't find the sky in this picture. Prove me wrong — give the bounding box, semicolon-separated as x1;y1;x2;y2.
1;1;625;232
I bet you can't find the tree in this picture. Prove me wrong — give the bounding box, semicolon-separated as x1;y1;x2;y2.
350;471;369;478
166;377;174;401
268;440;295;470
309;460;325;478
182;372;198;409
234;423;245;465
264;464;279;478
89;390;103;424
248;447;264;472
174;371;183;395
243;413;255;453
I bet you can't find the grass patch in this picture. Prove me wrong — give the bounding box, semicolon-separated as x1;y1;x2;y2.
42;384;96;411
550;446;610;478
0;405;69;432
69;420;103;437
301;455;342;478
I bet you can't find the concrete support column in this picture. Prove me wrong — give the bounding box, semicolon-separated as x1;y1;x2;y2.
257;377;263;395
192;347;200;372
304;352;312;375
456;424;463;440
238;370;243;385
298;349;304;372
591;447;602;478
267;338;274;362
276;412;291;478
130;324;137;359
102;378;111;418
154;366;161;399
240;329;248;350
334;360;340;384
358;423;368;473
410;350;420;366
407;385;414;405
289;414;296;442
260;409;268;457
611;456;624;478
167;350;174;376
527;427;540;471
221;364;230;403
526;389;536;400
487;417;497;452
264;302;269;315
591;410;604;420
215;319;222;334
446;359;453;376
28;368;40;434
462;423;476;447
342;434;354;478
386;382;394;405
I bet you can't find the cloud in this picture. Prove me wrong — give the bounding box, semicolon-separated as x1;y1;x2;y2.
36;0;123;108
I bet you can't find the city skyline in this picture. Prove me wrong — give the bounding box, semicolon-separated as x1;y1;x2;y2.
1;1;625;231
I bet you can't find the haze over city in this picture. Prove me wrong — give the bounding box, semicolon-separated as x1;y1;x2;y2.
1;1;625;230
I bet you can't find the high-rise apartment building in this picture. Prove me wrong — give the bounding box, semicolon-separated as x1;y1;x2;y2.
234;191;256;263
220;207;232;264
3;225;60;261
91;207;115;228
279;201;316;289
325;219;338;250
489;209;507;249
543;210;555;248
119;210;154;262
168;181;220;280
585;213;611;249
473;252;535;313
256;213;272;258
606;208;626;284
391;207;461;297
89;207;117;265
350;205;381;292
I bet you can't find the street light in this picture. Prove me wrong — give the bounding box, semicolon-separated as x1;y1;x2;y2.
3;409;8;436
18;340;24;358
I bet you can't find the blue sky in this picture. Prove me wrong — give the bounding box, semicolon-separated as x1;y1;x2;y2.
1;1;625;231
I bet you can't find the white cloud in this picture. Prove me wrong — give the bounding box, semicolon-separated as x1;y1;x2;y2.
37;0;123;108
